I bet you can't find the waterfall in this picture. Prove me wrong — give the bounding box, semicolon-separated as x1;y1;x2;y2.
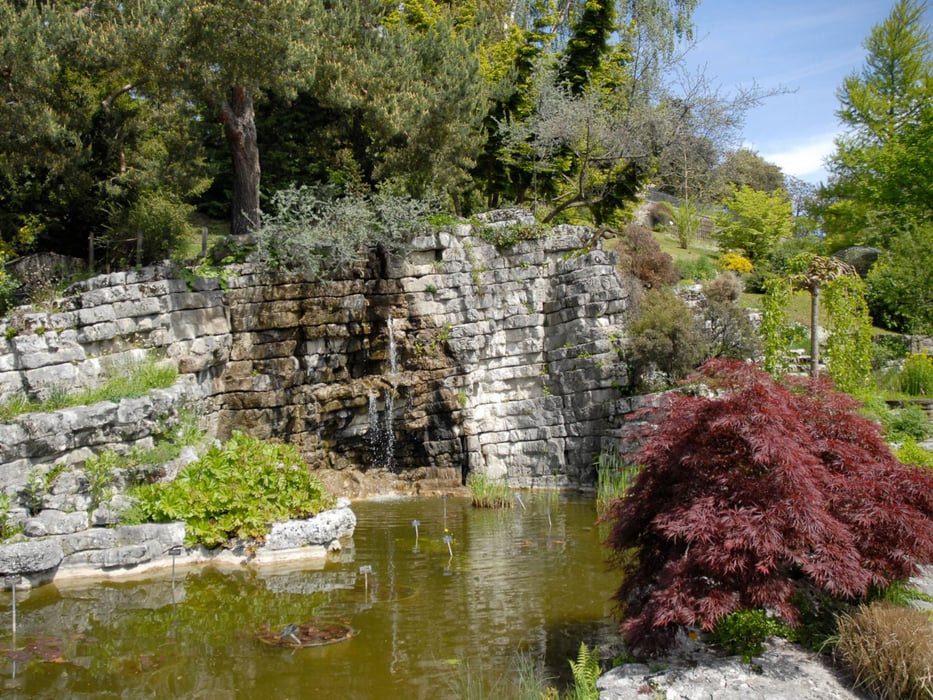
368;393;379;446
367;318;399;470
383;387;395;469
387;316;398;376
366;389;397;470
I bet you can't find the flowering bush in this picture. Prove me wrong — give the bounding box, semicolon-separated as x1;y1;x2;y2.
718;252;753;274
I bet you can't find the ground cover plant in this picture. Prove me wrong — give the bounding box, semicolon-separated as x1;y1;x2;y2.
604;359;933;655
0;355;177;421
123;431;334;548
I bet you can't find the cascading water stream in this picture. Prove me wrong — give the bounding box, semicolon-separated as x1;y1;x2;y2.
387;316;398;376
367;318;398;470
383;387;395;469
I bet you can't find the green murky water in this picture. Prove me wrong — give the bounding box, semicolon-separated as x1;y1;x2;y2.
0;494;620;699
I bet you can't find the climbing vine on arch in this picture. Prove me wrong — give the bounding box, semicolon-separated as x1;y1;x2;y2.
823;273;873;396
760;275;794;377
761;254;872;394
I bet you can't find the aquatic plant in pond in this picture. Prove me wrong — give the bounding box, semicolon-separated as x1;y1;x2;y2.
594;448;641;513
122;431;334;548
467;473;513;508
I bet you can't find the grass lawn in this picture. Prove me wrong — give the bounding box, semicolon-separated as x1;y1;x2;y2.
178;213;230;261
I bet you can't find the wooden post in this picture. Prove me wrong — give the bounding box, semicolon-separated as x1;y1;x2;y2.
201;227;209;258
136;229;143;267
88;231;95;271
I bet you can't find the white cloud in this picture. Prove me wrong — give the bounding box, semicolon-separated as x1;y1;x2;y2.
762;134;838;183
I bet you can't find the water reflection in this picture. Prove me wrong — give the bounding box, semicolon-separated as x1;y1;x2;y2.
0;494;619;699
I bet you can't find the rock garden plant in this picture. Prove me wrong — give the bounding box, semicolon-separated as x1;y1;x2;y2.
122;431;335;548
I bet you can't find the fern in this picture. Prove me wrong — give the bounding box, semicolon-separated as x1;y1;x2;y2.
568;642;600;700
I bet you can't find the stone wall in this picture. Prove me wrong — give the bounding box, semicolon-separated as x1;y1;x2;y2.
0;210;636;502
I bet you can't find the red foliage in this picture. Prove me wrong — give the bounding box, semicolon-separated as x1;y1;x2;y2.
605;359;933;654
614;224;678;289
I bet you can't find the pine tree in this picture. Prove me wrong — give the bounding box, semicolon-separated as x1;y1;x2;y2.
822;0;933;250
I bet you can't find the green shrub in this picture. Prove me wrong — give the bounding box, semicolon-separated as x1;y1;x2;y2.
253;185;432;279
124;431;335;548
871;334;909;373
83;451;120;510
711;609;791;663
0;493;16;540
626;288;707;390
22;464;66;516
675;256;717;282
0;264;19;316
834;601;933;700
883;402;933;442
899;352;933;396
476;223;546;248
785;588;854;653
895;439;933;469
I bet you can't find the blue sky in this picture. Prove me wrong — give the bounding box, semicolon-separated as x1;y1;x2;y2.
680;1;932;184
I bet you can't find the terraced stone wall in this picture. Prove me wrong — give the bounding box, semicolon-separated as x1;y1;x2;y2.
0;210;638;500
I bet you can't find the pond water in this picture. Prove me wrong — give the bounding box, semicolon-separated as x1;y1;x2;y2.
0;494;621;699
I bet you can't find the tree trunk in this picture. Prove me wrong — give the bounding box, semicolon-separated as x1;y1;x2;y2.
220;86;261;237
810;283;820;378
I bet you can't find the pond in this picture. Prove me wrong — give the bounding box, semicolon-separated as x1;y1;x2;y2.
0;494;621;699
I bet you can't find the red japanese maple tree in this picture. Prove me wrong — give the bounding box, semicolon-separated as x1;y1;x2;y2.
605;359;933;654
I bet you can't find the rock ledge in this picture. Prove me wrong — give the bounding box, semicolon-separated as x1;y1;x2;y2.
598;638;865;700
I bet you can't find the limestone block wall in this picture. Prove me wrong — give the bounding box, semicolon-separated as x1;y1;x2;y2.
0;210;637;499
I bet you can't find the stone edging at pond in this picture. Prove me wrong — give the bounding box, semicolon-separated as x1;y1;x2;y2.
0;499;356;589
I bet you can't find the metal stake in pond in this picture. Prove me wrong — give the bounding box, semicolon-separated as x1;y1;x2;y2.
442;494;447;530
4;575;21;636
169;545;184;581
443;533;453;558
359;565;373;600
412;519;420;551
168;545;184;604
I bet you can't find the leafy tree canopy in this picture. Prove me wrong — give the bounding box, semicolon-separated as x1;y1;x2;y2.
713;185;793;263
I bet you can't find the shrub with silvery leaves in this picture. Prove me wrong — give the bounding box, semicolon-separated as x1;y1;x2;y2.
253;185;434;279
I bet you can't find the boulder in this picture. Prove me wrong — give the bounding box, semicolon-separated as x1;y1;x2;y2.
265;501;356;551
91;494;137;526
23;509;89;536
115;522;185;550
0;539;64;575
597;638;860;700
